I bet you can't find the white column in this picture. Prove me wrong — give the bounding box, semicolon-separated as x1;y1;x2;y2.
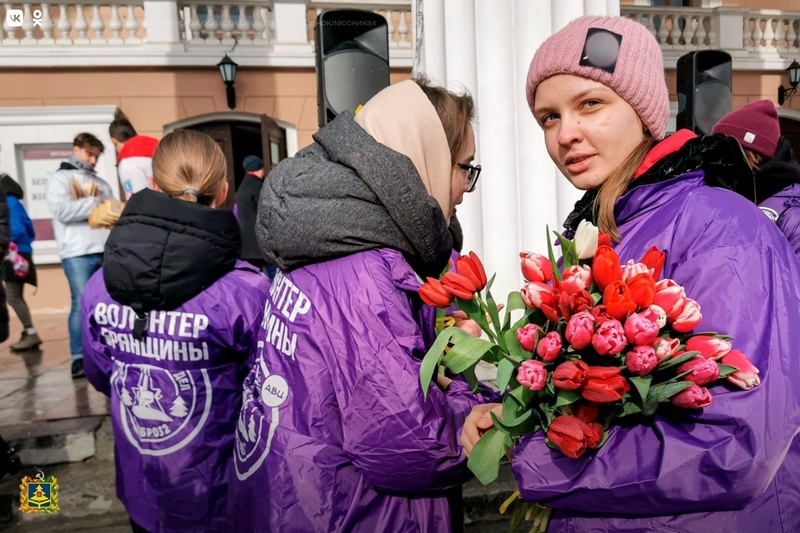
142;0;180;43
272;2;310;53
443;0;483;259
418;0;447;83
584;0;607;17
551;0;588;231
418;0;620;297
715;7;748;52
517;0;557;259
473;0;520;301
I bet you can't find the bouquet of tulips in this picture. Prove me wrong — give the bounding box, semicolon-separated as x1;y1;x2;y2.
418;221;761;531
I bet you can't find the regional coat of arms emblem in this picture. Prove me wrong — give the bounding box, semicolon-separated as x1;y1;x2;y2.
19;470;60;513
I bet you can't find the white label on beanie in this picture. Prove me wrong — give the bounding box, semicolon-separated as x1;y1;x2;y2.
744;132;756;144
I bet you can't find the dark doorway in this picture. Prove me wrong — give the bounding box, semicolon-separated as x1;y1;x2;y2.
779;116;800;165
163;112;287;208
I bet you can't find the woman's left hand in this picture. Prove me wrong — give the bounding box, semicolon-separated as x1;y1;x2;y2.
461;403;503;457
451;303;504;338
451;310;482;337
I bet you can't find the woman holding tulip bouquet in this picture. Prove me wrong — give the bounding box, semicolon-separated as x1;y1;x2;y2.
228;77;494;532
462;16;800;532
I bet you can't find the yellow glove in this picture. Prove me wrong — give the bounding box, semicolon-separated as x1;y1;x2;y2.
88;199;123;228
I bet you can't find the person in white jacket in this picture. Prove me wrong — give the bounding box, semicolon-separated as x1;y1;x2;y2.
45;132;116;379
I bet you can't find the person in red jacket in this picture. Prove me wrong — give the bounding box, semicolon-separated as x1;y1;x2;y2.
109;118;159;200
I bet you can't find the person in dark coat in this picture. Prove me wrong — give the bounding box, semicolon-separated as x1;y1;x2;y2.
1;174;40;350
235;155;275;279
0;178;11;344
712;100;800;260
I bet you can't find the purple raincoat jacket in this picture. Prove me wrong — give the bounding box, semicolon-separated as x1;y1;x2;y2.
512;171;800;531
82;263;270;532
229;247;493;532
758;182;800;260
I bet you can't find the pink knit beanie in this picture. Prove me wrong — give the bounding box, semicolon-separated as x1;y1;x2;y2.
711;100;780;158
526;16;670;140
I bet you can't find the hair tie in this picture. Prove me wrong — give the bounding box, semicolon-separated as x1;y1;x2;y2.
182;188;200;198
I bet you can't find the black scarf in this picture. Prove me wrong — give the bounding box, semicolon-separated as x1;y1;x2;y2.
563;133;753;235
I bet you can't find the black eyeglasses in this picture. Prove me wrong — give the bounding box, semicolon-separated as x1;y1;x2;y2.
458;163;482;193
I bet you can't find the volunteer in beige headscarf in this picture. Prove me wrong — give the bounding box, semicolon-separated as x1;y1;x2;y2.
354;79;455;222
235;77;491;533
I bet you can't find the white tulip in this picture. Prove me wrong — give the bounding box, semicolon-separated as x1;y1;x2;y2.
574;220;599;260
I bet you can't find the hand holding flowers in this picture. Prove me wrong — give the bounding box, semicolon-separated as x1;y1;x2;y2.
418;221;761;530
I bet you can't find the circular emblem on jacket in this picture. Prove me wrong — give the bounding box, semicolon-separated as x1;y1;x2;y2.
759;206;779;222
234;355;287;480
112;362;212;456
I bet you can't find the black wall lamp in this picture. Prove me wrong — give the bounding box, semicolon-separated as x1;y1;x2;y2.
217;53;238;110
778;59;800;106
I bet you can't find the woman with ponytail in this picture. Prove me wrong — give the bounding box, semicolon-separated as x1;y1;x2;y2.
81;130;270;532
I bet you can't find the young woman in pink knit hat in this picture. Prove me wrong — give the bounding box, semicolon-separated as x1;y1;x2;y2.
712;99;800;259
462;15;800;533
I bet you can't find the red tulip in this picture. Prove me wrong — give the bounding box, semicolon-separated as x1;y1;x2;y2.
640;246;666;281
520;281;554;310
516;324;541;353
457;252;488;291
419;277;453;308
553;360;589;390
560;264;592;294
440;271;478;300
721;349;761;390
685;335;731;361
598;232;612;248
671;384;712;408
602;281;637;321
581;366;630;403
677;356;720;386
547;416;591;458
536;331;563;362
653;279;686;320
671;298;702;333
627;273;656;309
592;245;622;292
520;252;553;283
516;359;548;391
585;422;605;449
565;311;595;350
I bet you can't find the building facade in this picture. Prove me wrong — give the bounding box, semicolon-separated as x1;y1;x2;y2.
0;0;797;289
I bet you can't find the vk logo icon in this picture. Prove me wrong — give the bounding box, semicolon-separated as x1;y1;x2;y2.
5;9;23;28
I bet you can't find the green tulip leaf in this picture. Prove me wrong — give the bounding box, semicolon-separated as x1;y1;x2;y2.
420;326;467;400
629;375;652;403
717;363;739;378
656;350;701;371
643;380;694;415
546;229;562;281
441;335;496;374
554;389;581;408
467;428;512;485
497;357;516;392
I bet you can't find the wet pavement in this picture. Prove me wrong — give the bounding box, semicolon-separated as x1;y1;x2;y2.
0;307;130;531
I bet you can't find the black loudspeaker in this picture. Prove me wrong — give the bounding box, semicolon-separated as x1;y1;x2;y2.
676;50;732;135
314;9;390;127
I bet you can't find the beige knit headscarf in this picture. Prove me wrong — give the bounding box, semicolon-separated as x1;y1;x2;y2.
354;79;453;222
